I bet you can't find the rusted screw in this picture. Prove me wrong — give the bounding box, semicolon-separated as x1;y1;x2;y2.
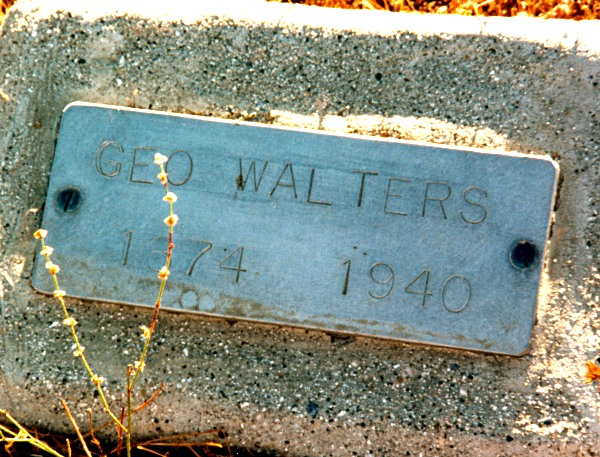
509;240;537;270
56;187;81;213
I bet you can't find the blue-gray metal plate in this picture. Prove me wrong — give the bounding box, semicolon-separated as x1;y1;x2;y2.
32;102;558;355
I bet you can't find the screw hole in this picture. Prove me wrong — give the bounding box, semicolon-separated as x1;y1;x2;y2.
510;240;538;270
56;187;81;213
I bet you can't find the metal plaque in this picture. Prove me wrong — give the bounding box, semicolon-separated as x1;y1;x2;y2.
32;102;558;355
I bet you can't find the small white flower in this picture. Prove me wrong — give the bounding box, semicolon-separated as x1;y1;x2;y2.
140;325;151;339
157;172;168;184
45;262;60;274
163;192;178;203
53;290;66;299
154;153;168;165
63;317;77;327
158;266;170;280
33;229;48;240
91;374;105;385
40;246;54;256
164;214;179;227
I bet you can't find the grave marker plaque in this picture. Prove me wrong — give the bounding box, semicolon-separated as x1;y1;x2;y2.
32;102;558;355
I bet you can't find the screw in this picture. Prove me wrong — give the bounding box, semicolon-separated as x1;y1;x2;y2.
56;187;82;213
509;240;538;270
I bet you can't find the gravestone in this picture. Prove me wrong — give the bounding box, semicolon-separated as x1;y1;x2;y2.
0;1;599;455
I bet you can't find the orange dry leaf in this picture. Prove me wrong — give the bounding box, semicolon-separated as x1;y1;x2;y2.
584;361;600;391
268;0;600;20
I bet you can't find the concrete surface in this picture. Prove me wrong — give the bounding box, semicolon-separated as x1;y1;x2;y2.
0;0;599;455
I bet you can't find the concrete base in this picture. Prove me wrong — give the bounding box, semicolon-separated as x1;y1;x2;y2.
0;1;599;455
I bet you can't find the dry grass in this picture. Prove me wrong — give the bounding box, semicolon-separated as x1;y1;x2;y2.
268;0;600;19
0;0;15;22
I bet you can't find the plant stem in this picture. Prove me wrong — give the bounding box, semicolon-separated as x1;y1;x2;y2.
60;399;92;457
126;367;133;457
125;160;176;457
41;240;128;435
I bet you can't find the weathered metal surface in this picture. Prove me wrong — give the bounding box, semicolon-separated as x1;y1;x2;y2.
32;102;558;355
